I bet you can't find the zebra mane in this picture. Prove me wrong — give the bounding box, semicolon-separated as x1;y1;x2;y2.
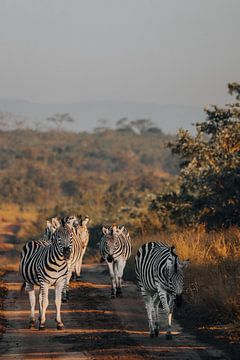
171;245;178;273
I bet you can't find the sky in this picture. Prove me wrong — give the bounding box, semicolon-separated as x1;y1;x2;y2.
0;0;239;106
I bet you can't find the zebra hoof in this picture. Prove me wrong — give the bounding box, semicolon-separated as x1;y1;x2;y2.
116;288;122;297
76;276;81;282
154;329;159;337
29;321;35;329
165;333;173;340
150;332;155;338
111;293;116;299
39;324;45;331
62;297;67;303
57;324;64;331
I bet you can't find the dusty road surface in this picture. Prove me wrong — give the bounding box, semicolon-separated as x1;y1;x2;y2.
0;263;229;360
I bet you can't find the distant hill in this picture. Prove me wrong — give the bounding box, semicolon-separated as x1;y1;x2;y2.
0;99;204;134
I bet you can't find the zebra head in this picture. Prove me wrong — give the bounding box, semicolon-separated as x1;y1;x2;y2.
102;225;125;262
53;219;74;260
166;246;189;304
73;215;90;248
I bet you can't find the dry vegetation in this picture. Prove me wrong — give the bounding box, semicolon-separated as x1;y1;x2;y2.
125;226;240;331
0;204;38;272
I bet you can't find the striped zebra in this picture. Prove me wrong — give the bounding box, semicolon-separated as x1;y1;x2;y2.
100;225;131;298
19;218;74;330
135;242;189;339
71;215;90;281
62;215;89;301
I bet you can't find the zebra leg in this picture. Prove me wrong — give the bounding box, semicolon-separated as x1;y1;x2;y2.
106;261;117;298
115;259;126;297
62;271;71;302
75;254;84;281
27;285;36;329
38;285;49;330
158;290;173;340
166;296;175;340
38;287;43;322
153;293;160;337
55;280;64;330
143;293;155;338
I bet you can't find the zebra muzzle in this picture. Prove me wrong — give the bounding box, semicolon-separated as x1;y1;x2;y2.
175;294;182;307
63;246;71;260
107;255;113;263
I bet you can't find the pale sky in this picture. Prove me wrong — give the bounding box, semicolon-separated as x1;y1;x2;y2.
0;0;239;105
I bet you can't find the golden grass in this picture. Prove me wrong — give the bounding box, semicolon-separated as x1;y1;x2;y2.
0;256;19;272
0;203;37;223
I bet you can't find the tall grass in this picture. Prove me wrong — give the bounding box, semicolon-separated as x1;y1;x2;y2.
126;226;240;324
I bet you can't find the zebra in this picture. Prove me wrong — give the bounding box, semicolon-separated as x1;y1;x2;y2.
62;215;90;301
71;215;90;281
35;217;61;246
19;218;74;330
135;242;189;339
100;225;131;298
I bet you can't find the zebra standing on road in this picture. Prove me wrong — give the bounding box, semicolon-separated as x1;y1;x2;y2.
135;242;189;339
19;218;74;330
62;215;90;301
100;225;131;298
72;215;90;281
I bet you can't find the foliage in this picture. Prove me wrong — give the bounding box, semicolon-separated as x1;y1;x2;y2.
0;126;177;231
151;83;240;228
46;113;74;130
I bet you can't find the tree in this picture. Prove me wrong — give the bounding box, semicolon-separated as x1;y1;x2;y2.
130;119;155;134
47;113;74;130
94;118;111;133
116;118;133;132
151;83;240;228
116;118;160;134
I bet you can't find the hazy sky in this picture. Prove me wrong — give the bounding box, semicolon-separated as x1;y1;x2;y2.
0;0;239;105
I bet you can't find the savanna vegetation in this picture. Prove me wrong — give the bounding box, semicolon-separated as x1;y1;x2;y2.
0;83;239;349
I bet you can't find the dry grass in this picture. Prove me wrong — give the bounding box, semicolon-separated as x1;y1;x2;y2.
0;204;38;276
126;226;240;324
0;256;19;272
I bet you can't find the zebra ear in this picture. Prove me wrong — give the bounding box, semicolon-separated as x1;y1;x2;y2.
118;226;125;235
102;226;109;235
46;220;52;229
61;217;69;226
82;216;89;226
52;217;60;228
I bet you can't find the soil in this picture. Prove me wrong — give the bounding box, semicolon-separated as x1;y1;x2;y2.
0;263;230;360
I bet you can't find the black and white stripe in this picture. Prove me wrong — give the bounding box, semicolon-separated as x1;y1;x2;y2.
135;242;189;339
19;220;73;330
100;225;131;297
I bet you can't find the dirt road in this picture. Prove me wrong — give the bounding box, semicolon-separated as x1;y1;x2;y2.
0;264;229;360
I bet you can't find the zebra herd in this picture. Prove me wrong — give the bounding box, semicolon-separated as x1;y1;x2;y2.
19;216;189;339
